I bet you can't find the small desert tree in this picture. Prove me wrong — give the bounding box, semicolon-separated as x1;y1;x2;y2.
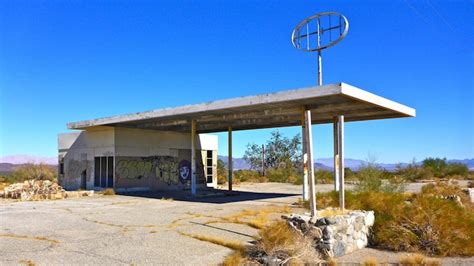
243;130;301;182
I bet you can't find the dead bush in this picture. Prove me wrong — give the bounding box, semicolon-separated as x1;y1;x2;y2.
99;188;115;196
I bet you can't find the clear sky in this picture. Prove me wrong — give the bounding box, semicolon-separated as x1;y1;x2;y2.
0;0;473;163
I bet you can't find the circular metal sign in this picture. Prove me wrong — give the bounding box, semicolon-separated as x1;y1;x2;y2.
292;12;349;52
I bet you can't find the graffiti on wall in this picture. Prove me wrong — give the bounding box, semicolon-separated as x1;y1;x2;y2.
116;156;191;186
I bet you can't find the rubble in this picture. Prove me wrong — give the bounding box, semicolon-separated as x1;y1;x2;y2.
0;180;91;201
283;209;375;258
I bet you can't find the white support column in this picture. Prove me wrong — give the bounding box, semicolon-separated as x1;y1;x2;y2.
302;110;309;201
333;117;340;192
228;126;233;191
304;109;317;219
191;120;197;195
338;115;345;210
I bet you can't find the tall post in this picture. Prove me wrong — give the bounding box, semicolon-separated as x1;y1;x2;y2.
302;110;309;201
191;120;197;195
317;51;322;86
304;108;317;219
333;117;340;192
261;144;265;176
228;126;233;191
317;18;322;86
338;115;345;210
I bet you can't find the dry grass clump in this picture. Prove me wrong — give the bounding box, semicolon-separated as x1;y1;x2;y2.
99;188;115;195
221;251;244;266
399;253;441;266
179;232;245;252
362;256;378;266
19;259;35;266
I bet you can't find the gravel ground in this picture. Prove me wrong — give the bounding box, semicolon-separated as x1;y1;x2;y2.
0;181;472;265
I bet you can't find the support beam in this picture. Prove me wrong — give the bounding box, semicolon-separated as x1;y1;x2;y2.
304;108;317;219
302;110;309;201
191;119;197;195
338;115;345;210
333;117;340;192
228;126;233;191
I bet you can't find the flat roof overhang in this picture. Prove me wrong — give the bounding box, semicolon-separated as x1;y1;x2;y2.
67;83;415;133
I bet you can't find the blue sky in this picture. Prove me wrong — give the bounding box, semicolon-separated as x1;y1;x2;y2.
0;0;473;163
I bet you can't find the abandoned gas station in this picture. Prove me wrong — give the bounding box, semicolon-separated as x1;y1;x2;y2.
58;82;415;206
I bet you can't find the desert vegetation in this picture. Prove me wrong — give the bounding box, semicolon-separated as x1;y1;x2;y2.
298;171;474;257
217;130;471;186
0;163;57;186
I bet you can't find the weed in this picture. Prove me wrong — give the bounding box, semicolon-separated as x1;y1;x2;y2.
362;256;378;266
99;188;115;195
0;234;59;245
399;254;441;266
178;231;245;252
19;259;35;266
221;251;244;266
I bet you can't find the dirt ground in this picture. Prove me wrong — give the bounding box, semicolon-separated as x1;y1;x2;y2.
0;182;472;265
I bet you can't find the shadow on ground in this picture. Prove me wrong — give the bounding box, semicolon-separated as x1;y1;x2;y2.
117;189;298;204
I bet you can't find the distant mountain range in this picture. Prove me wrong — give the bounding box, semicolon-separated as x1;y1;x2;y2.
0;155;472;175
218;156;474;171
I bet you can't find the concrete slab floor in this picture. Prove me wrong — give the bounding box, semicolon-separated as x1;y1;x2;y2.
1;182;472;265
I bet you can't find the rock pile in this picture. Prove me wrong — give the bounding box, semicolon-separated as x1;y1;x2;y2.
283;210;375;258
1;180;67;201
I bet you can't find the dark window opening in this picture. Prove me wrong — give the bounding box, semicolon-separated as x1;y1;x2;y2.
94;156;114;188
94;158;100;187
59;162;64;175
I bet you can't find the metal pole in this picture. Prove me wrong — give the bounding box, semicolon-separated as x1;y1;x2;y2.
302;110;309;201
317;18;322;86
317;50;322;86
304;108;317;220
261;144;265;176
333;117;339;192
191;120;197;195
228;126;233;191
338;115;345;210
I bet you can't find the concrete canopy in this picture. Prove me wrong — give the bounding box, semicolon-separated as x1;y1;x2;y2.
68;83;415;133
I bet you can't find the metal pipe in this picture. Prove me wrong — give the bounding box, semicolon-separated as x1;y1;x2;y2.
338;115;345;210
302;110;309;200
304;109;317;220
191;120;197;195
228;126;233;191
333;116;339;192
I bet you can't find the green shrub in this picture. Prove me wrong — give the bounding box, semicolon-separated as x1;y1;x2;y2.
233;169;265;183
356;165;405;193
444;163;469;177
314;169;333;184
396;163;433;181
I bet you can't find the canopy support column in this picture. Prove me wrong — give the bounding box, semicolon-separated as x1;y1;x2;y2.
228;126;233;191
304;108;317;219
302;110;309;201
191;120;197;195
337;115;345;210
333;117;340;192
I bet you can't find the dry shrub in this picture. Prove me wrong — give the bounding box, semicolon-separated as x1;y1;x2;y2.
301;183;474;257
258;221;299;256
179;232;245;252
99;188;115;196
399;254;440;266
222;251;244;266
362;256;378;266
